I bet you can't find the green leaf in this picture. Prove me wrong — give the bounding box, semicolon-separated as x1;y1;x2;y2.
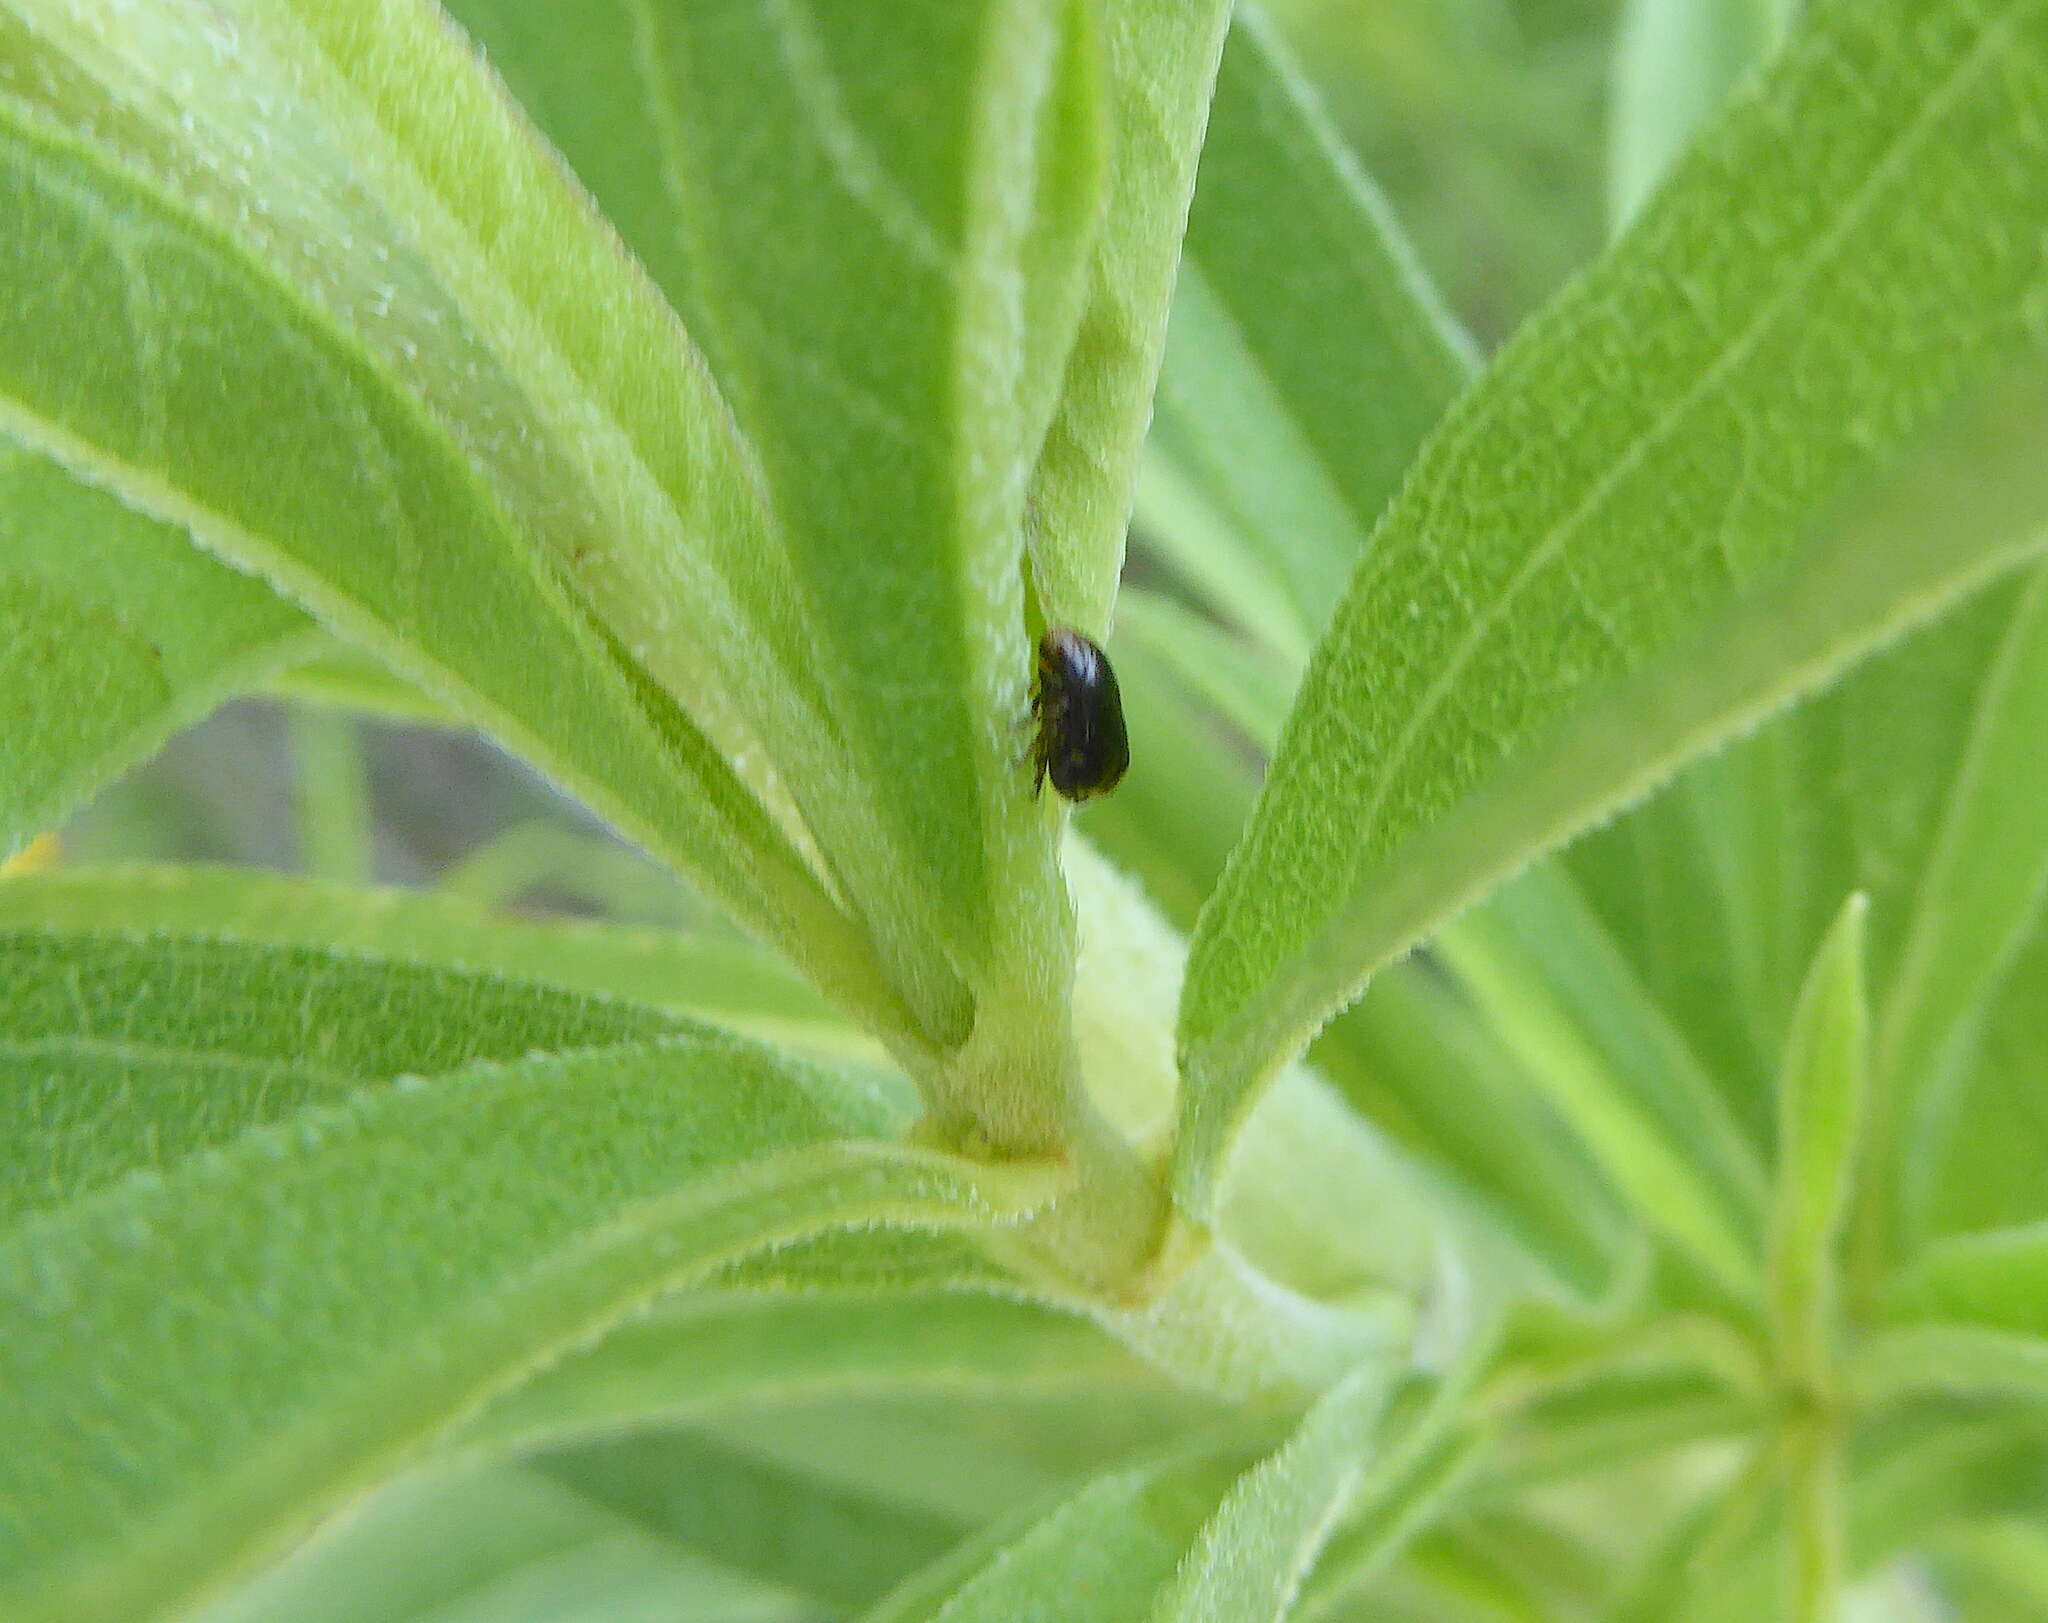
1767;893;1868;1391
1852;1323;2048;1406
435;0;1143;1147
866;1359;1393;1623
690;1378;1221;1533
1308;964;1628;1305
544;1431;964;1615
1870;563;2048;1242
865;1449;1242;1623
0;0;929;1047
1103;609;1610;1298
1561;563;2048;1253
1295;1429;1489;1622
1929;1519;2048;1623
1116;590;1297;751
1072;632;1261;931
456;1289;1190;1462
1556;563;2048;1300
1178;0;2048;1215
1485;1367;1765;1500
1024;0;1236;636
1608;0;1791;228
1847;1411;2048;1572
262;640;453;728
0;928;679;1230
1559;603;1987;1171
0;863;873;1062
1148;1361;1393;1622
1882;1222;2048;1341
466;0;1103;1012
1434;865;1765;1297
1910;913;2048;1241
0;932;1058;1621
1137;8;1477;657
198;1464;812;1623
0;435;313;857
433;822;711;931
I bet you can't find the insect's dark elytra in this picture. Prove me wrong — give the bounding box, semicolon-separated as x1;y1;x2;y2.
1030;627;1129;802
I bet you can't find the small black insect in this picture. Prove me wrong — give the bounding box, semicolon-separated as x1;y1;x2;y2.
1031;627;1129;802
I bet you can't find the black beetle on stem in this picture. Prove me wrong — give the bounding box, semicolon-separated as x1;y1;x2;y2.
1030;627;1129;802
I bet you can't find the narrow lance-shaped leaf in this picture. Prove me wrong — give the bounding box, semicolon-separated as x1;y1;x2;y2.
1138;8;1478;658
1116;589;1298;750
564;0;1108;1147
0;434;314;856
1308;959;1629;1305
0;928;678;1231
0;862;874;1062
0;935;1058;1622
1882;1223;2048;1342
865;1358;1394;1623
544;1431;966;1617
1024;0;1237;634
1178;0;2048;1217
1768;893;1868;1394
1073;628;1264;930
1869;563;2048;1252
455;1289;1196;1462
1905;894;2048;1243
1435;869;1765;1297
0;0;922;1047
1853;1214;2048;1410
201;1465;813;1623
1852;1323;2048;1410
1559;560;2048;1196
1110;604;1625;1302
1608;0;1793;229
436;0;1142;1146
1146;1360;1393;1622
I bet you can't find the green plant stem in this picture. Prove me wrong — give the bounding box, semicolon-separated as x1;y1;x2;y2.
1782;1412;1846;1623
980;1104;1404;1404
290;707;373;887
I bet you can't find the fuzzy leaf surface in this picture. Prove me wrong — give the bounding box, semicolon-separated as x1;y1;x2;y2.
0;0;971;1047
1179;0;2048;1213
1023;0;1236;633
449;0;1108;1024
865;1359;1393;1623
0;863;867;1060
0;930;1054;1623
0;436;312;855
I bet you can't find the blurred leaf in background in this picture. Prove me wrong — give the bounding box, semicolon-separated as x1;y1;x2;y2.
1263;0;1612;343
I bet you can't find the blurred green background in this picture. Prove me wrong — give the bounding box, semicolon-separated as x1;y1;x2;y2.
52;0;1615;905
